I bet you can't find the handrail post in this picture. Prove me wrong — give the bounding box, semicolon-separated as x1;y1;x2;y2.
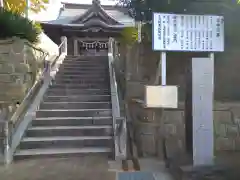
3;121;10;164
60;36;67;55
43;59;51;83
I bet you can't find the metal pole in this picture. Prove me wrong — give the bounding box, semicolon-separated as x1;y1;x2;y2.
161;52;167;85
0;0;4;8
25;0;29;18
137;21;142;43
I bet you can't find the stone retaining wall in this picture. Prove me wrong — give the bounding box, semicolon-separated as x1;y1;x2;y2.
0;34;59;119
130;102;240;159
0;38;33;106
115;1;240;161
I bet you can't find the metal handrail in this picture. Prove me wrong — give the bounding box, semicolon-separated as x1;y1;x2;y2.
108;37;127;160
7;43;47;124
50;39;66;69
10;38;67;126
0;38;67;163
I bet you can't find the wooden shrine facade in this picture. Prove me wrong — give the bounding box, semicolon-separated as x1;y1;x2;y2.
41;0;134;56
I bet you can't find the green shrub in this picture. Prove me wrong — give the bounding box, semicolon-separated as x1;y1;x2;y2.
0;8;42;43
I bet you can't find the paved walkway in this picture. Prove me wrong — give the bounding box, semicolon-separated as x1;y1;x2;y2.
0;156;115;180
138;158;173;180
109;158;173;180
0;157;173;180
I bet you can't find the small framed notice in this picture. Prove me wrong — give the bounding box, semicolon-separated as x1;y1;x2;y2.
144;85;178;108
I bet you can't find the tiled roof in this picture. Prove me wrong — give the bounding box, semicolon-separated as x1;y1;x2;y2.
105;10;135;26
43;2;135;27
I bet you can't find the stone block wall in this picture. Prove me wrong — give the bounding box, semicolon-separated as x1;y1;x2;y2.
162;103;240;154
162;109;186;157
129;102;240;159
118;40;240;158
0;38;32;105
115;2;240;158
213;103;240;151
0;34;59;119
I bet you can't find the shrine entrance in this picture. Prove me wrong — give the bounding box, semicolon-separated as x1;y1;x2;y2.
75;38;109;56
41;0;133;57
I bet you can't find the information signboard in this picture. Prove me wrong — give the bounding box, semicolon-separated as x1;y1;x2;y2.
152;13;224;52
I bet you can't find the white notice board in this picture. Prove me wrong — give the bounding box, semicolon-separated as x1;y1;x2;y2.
152;13;224;52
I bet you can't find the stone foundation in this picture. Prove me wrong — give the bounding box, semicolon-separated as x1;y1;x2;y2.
130;102;240;159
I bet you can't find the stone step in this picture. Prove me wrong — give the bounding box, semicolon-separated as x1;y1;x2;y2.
54;77;109;82
51;83;110;87
14;147;112;160
19;136;113;150
40;102;112;109
64;56;107;59
32;117;113;127
43;95;111;102
61;62;108;67
58;70;108;75
59;66;109;72
53;79;110;85
63;58;108;62
54;76;109;81
55;74;109;79
14;54;115;161
59;65;108;69
26;125;113;137
64;57;108;62
60;63;108;68
61;63;108;68
53;77;110;82
48;87;110;91
50;83;110;89
36;109;112;118
46;89;110;96
56;71;108;76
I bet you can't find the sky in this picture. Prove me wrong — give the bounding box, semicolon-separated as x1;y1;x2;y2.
61;0;118;5
29;0;119;21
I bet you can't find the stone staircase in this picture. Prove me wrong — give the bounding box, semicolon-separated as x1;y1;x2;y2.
14;55;114;160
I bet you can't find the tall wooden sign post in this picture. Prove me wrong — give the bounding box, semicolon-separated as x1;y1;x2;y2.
152;13;224;166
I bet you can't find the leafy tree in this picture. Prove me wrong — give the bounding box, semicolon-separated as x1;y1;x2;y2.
0;8;42;43
117;0;193;42
3;0;49;14
118;0;240;43
118;0;192;22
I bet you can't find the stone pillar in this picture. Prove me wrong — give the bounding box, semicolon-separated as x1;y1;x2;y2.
0;106;11;164
60;36;67;55
73;38;78;56
192;56;214;166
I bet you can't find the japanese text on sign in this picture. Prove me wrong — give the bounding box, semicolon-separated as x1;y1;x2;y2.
152;13;224;52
